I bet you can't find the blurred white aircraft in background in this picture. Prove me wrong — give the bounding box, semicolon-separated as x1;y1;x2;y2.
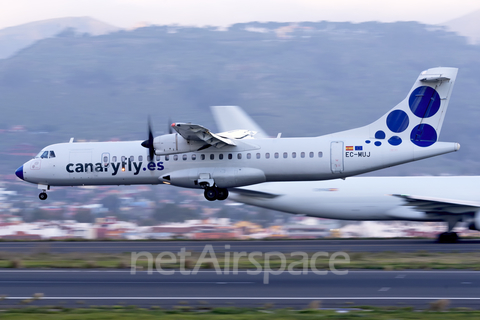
211;78;478;243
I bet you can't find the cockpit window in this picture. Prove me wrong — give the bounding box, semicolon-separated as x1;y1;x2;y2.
35;150;55;159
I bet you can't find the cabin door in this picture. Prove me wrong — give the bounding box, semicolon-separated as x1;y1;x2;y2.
330;141;344;173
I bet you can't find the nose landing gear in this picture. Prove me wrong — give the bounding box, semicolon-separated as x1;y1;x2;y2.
37;184;50;201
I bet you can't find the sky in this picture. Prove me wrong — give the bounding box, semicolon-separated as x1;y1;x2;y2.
0;0;479;30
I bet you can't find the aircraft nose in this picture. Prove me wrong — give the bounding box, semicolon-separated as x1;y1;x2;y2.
15;165;24;181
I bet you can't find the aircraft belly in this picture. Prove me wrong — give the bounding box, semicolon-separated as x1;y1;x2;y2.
45;175;160;186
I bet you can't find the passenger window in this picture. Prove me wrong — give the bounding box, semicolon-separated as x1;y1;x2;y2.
192;154;196;160
139;156;143;162
318;152;323;158
228;154;232;160
129;156;134;162
247;153;251;159
50;151;56;158
112;156;117;162
156;155;161;161
265;153;270;159
165;155;169;161
173;155;178;161
41;151;49;159
309;152;314;158
147;156;151;161
237;153;242;159
210;154;215;160
283;152;288;159
183;154;187;160
301;152;305;158
201;154;205;160
274;152;279;159
103;156;108;162
219;154;224;160
121;156;126;162
292;152;296;158
256;153;261;159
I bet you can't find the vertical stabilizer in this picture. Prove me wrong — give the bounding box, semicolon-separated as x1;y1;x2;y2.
211;106;269;139
330;67;458;148
369;67;457;147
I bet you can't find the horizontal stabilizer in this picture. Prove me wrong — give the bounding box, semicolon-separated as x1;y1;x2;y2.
393;194;480;214
420;75;451;82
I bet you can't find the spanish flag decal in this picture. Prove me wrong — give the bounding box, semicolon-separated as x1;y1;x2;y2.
346;146;353;151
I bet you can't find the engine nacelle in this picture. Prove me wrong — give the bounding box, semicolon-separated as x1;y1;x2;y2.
468;211;480;231
153;134;204;155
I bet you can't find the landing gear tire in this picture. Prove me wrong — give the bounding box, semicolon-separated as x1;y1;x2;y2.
204;187;218;201
216;188;229;201
39;192;48;201
437;232;459;243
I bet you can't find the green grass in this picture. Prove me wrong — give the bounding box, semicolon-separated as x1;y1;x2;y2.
2;250;480;270
0;307;480;319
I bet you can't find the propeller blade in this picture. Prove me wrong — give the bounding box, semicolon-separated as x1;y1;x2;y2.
141;116;155;161
168;117;173;134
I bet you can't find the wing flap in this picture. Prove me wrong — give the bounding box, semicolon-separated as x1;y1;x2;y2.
230;188;280;199
392;194;480;214
172;123;236;148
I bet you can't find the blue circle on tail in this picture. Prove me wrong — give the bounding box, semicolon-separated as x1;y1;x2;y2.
375;130;385;139
388;136;402;146
410;124;437;147
409;86;441;118
386;110;409;133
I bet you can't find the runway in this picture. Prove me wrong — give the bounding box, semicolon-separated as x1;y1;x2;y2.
1;238;479;254
0;270;479;309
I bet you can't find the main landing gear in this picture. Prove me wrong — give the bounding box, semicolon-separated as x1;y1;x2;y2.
203;187;229;201
437;232;459;243
437;217;461;243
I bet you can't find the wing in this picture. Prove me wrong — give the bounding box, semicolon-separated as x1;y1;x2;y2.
230;188;280;199
392;194;480;214
171;123;236;148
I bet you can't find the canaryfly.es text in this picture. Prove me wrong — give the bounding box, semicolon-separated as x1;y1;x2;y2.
66;161;164;176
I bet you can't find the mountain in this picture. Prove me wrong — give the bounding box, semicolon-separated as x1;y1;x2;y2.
440;9;480;45
0;17;121;59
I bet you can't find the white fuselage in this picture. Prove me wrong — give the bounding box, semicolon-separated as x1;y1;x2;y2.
19;136;458;189
230;176;480;221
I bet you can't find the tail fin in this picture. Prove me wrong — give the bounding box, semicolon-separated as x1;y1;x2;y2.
211;105;269;139
333;67;458;148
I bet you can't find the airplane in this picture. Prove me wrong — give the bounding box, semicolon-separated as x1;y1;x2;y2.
228;177;479;243
15;67;459;202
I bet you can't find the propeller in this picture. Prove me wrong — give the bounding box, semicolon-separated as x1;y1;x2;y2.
141;116;155;161
168;117;173;134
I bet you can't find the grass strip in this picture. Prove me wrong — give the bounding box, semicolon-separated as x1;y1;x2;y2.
0;306;478;319
2;250;480;270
